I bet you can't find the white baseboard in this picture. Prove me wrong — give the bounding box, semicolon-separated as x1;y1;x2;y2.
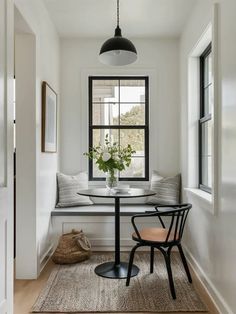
39;244;54;273
184;246;234;314
0;300;7;313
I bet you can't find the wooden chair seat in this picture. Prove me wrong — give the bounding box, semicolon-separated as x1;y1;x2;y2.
132;227;178;243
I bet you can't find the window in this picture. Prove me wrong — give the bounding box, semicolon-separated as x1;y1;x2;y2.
199;44;212;193
88;76;149;181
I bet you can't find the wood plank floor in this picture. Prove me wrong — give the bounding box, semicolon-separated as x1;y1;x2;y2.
14;256;219;314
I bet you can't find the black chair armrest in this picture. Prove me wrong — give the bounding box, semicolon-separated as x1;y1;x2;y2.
131;211;165;239
155;203;189;212
145;204;187;214
133;204;192;236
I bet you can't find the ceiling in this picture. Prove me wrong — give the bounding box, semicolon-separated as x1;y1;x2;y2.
43;0;197;38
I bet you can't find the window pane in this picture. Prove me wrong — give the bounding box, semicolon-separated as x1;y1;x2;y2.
204;85;213;115
120;79;145;103
120;129;145;156
208;53;212;85
92;103;119;125
201;156;212;188
201;120;212;188
120;104;145;125
120;158;145;178
204;54;212;87
201;120;212;157
92;129;119;147
204;56;209;87
92;80;119;103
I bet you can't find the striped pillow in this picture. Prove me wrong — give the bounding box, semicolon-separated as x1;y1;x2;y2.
147;171;181;205
56;172;93;208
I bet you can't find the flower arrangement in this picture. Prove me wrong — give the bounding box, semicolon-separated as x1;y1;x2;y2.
84;134;135;188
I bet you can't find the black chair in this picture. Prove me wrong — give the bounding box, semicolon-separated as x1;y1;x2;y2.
126;203;192;299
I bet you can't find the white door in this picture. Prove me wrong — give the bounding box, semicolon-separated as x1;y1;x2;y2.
0;0;14;313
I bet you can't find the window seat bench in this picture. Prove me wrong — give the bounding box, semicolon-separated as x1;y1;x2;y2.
51;204;158;251
51;204;155;216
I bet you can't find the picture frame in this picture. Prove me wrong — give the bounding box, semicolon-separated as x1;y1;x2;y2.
42;81;57;153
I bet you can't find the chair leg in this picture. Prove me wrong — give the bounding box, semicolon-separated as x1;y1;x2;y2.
163;251;176;299
150;247;154;273
126;244;140;286
177;244;192;283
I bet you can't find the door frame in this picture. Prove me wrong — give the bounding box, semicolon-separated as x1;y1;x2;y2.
0;0;14;313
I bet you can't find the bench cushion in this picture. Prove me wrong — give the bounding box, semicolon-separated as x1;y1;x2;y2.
52;204;155;216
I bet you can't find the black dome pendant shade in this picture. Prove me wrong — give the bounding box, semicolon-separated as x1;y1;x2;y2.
99;0;137;66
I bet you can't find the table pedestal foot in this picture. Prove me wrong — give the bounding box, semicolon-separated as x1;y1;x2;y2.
94;261;139;279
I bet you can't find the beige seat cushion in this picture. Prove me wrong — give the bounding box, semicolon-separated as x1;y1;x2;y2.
132;227;178;243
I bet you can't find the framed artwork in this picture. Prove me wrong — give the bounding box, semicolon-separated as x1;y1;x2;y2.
42;81;57;153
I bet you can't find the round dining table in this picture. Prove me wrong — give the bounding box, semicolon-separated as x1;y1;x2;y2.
78;188;156;279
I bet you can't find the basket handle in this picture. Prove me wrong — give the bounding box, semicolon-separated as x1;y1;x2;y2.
74;234;91;251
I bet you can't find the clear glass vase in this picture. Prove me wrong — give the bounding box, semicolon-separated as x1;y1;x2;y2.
106;169;118;190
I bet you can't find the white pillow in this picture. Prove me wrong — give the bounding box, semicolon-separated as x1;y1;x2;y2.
147;171;181;205
56;172;93;208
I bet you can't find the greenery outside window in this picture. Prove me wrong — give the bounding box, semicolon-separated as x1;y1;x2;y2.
199;44;212;193
88;76;149;181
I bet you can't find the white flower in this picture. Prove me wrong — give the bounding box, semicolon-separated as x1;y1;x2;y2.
102;152;111;162
113;152;119;161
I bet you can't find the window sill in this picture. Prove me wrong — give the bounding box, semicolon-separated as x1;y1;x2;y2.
88;180;150;187
184;188;214;214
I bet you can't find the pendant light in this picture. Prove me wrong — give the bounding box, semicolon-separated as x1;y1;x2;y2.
99;0;137;66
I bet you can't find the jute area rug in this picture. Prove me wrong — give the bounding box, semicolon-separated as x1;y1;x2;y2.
32;252;207;313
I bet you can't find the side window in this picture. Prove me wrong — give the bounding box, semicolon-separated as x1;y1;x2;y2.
199;44;212;193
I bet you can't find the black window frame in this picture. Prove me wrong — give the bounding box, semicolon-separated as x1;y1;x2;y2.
199;44;212;194
88;76;149;181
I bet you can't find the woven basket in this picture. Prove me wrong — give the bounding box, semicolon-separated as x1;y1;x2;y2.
52;229;91;264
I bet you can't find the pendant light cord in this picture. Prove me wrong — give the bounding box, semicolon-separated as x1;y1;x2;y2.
117;0;119;27
115;0;121;36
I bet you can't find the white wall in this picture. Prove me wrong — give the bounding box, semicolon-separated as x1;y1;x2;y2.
15;32;37;278
60;38;180;181
14;0;60;278
180;0;236;312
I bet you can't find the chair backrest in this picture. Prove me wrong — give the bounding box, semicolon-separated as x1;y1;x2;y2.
155;204;192;244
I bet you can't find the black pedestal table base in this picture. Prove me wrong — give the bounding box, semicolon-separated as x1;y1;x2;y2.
77;188;156;280
94;261;139;279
